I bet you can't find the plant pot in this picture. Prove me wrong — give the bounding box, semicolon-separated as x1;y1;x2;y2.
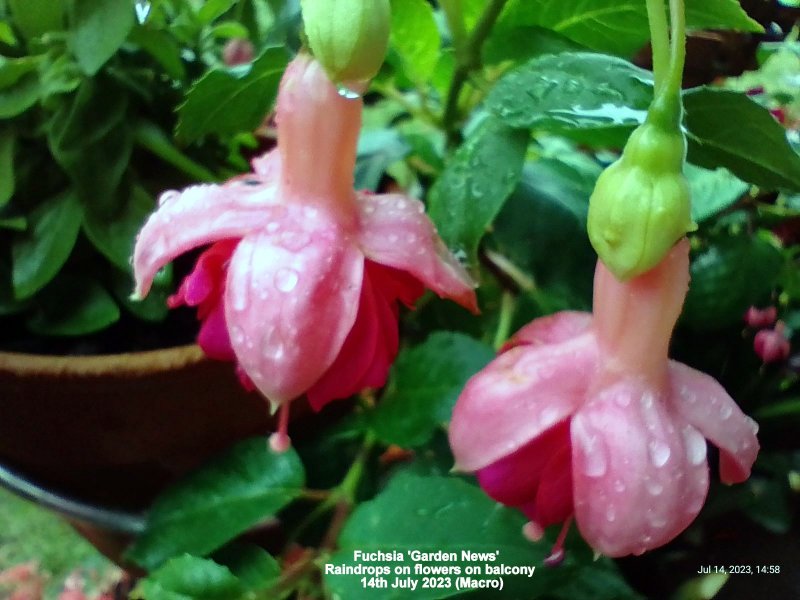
0;344;271;512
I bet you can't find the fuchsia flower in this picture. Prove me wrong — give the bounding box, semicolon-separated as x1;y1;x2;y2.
754;322;790;364
449;241;759;559
133;54;477;447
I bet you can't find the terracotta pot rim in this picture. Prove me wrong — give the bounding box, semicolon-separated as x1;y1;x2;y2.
0;344;206;378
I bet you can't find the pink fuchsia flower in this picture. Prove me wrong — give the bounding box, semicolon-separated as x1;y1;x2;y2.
754;322;790;364
449;241;759;559
744;305;777;329
133;54;477;448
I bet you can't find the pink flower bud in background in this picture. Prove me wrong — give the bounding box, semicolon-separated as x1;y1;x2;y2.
754;322;790;364
744;305;777;329
222;38;254;66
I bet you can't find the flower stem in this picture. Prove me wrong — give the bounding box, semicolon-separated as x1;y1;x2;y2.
493;291;516;350
645;0;670;94
134;121;220;183
441;0;509;147
664;0;686;101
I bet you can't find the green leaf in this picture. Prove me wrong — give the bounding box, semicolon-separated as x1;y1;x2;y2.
685;163;749;223
8;0;65;40
370;332;494;447
355;128;410;191
0;260;28;316
197;0;237;24
213;544;281;593
0;216;26;231
682;234;783;330
428;118;528;264
12;192;82;300
47;78;133;215
129;26;187;80
0;127;13;206
484;25;583;66
389;0;440;83
177;47;289;142
27;274;121;336
127;438;305;571
486;52;651;139
209;21;250;39
326;473;558;599
684;88;800;192
0;72;39;118
68;0;134;75
0;56;40;89
491;156;599;309
0;20;17;45
503;0;760;56
83;185;154;272
111;264;171;322
131;554;245;600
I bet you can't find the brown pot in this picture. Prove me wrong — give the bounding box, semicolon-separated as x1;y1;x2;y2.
0;344;271;510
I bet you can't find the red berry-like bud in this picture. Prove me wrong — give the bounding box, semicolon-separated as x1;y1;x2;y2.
754;324;790;364
744;306;777;329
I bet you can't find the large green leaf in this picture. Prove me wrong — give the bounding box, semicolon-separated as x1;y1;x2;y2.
131;555;245;600
684;88;800;192
682;234;783;330
82;185;154;272
8;0;65;39
0;72;39;118
213;544;281;593
11;192;82;300
502;0;761;56
325;474;562;599
177;47;289;142
485;52;651;138
685;163;749;223
370;332;494;447
389;0;440;83
0;127;13;206
47;78;133;215
27;273;121;336
127;439;305;571
68;0;135;75
428;118;528;264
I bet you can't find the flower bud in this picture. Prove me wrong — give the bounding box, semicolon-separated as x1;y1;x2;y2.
300;0;390;84
754;323;790;364
587;121;696;280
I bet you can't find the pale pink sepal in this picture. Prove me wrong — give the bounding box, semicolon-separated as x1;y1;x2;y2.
133;179;281;298
668;362;760;484
223;218;364;410
356;192;478;313
449;320;597;472
572;378;709;557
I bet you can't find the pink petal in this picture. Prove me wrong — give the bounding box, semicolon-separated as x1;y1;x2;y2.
305;263;382;411
250;148;281;178
571;378;709;557
356;192;478;313
668;362;760;484
224;213;364;409
503;311;593;351
133;178;281;298
196;301;235;362
449;332;597;472
477;420;569;507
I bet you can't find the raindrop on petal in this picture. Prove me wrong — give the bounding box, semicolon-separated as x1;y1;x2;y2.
648;439;671;468
275;268;299;293
682;426;707;466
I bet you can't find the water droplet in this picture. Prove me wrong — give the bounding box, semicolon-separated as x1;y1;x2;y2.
336;80;366;99
719;404;733;420
266;222;280;234
158;190;179;206
746;417;759;435
135;0;152;24
573;421;607;477
230;274;249;311
230;327;245;345
388;234;399;244
540;406;559;427
275;268;299;293
682;427;707;466
280;231;311;251
614;392;632;407
613;479;626;493
645;479;664;496
606;506;616;522
406;233;417;244
648;439;671;468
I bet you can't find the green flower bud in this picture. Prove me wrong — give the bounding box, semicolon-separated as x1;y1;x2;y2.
300;0;390;84
587;121;696;280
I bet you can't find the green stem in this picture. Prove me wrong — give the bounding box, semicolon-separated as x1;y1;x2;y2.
645;0;670;94
439;0;467;53
134;121;220;183
441;0;509;147
664;0;686;100
493;291;516;350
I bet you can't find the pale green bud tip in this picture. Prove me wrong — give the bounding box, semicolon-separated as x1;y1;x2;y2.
300;0;390;84
587;123;696;280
